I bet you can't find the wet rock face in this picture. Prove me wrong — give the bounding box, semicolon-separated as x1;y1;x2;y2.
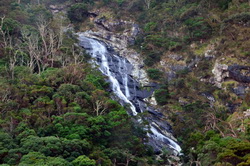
94;17;140;37
211;62;250;101
83;21;148;86
77;14;182;156
78;35;181;155
233;85;246;96
212;62;250;86
228;65;250;83
201;92;215;103
79;35;155;113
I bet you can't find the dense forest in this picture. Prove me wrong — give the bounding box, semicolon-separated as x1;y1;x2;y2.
0;0;250;166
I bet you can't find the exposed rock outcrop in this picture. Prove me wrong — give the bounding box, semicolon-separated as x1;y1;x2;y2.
212;61;250;88
82;17;149;86
228;65;250;83
78;34;182;157
78;15;183;161
212;61;229;87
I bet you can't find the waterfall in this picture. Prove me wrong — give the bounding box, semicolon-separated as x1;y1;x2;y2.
78;33;181;154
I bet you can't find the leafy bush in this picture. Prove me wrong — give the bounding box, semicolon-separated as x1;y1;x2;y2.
184;17;212;41
144;22;157;32
146;68;163;80
1;18;21;34
115;0;124;6
27;5;53;23
223;12;250;24
72;155;95;166
155;88;169;105
143;51;161;66
218;0;232;10
68;3;88;23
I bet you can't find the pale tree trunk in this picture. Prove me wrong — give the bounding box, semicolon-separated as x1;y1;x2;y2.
206;113;226;137
9;117;14;133
1;16;18;79
27;40;35;71
190;161;201;166
9;50;18;79
125;158;130;166
37;17;61;69
22;31;42;74
72;45;83;65
37;18;49;60
57;17;64;49
93;100;107;116
144;0;151;9
48;30;56;68
0;16;8;48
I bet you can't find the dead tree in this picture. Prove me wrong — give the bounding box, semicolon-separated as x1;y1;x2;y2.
93;100;108;116
37;16;63;70
144;0;151;9
37;17;49;60
205;113;226;137
0;16;8;48
0;16;19;79
72;45;84;65
205;113;239;138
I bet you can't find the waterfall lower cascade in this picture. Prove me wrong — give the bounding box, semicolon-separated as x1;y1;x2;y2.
78;33;181;155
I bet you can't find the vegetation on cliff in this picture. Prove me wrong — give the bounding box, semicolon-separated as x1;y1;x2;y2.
75;0;250;165
0;0;250;166
0;1;163;165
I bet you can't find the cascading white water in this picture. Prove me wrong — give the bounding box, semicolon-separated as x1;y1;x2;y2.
150;125;182;153
80;35;137;116
78;33;181;154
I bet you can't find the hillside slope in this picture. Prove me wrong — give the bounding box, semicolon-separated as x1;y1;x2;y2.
0;0;249;166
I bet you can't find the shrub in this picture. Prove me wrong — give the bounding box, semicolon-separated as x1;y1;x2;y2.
218;0;232;10
146;68;163;80
143;51;161;67
1;18;21;35
72;155;95;166
68;3;88;23
144;22;157;32
184;17;212;41
155;88;169;105
223;12;250;24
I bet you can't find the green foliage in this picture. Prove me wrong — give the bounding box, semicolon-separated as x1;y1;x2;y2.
1;0;249;166
147;68;163;80
155;87;170;105
0;57;150;165
68;3;88;23
57;84;81;101
72;155;95;166
223;12;250;24
143;51;161;67
184;131;250;166
144;22;157;32
27;5;53;23
19;152;70;166
1;18;21;34
85;74;108;90
184;17;212;41
218;0;232;10
115;0;125;6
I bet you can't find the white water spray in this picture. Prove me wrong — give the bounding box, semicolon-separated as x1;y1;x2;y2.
78;33;181;153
